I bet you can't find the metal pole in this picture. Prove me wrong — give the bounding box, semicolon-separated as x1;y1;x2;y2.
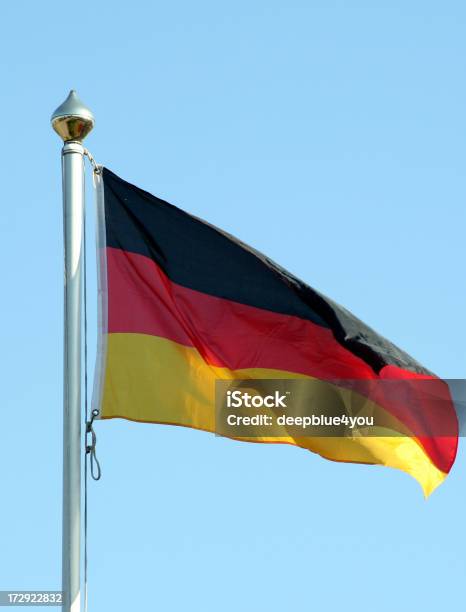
51;91;95;612
61;140;84;612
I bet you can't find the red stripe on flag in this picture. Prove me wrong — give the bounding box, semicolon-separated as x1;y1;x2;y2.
106;246;374;379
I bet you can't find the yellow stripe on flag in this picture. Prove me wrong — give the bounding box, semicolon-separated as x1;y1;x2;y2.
100;333;447;496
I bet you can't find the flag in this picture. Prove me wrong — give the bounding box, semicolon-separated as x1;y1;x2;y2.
93;168;458;496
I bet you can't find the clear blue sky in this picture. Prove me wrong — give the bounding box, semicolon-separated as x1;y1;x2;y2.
1;1;465;611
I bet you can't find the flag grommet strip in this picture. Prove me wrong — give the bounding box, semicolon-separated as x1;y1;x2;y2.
91;167;108;420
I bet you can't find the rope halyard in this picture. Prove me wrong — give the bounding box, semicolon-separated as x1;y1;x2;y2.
86;409;102;481
84;148;101;174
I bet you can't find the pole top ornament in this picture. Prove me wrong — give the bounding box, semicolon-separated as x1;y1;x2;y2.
51;90;95;142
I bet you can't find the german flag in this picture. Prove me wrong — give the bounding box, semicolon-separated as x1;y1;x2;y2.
93;168;458;496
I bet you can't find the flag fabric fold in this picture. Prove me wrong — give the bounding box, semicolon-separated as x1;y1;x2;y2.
93;167;458;496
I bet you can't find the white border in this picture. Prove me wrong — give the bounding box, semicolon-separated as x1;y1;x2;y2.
91;167;108;418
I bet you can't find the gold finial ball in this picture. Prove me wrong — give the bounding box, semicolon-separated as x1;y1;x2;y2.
51;90;95;142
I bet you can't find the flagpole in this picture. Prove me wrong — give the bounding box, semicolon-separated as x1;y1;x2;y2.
51;91;95;612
